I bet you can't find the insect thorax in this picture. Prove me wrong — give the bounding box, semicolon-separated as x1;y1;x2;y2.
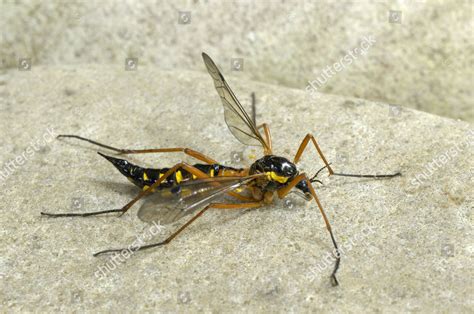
249;155;298;191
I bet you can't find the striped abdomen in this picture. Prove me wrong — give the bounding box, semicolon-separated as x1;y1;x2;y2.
98;152;244;190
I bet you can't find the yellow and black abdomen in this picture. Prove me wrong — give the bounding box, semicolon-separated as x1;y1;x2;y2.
98;152;242;191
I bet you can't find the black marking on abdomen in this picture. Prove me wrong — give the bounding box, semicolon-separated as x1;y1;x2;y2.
98;152;244;190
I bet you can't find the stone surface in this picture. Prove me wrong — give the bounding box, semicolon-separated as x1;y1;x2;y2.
1;0;472;122
0;65;472;312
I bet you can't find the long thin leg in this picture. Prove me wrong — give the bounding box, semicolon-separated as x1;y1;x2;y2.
293;135;401;179
41;162;252;217
293;134;334;175
251;92;256;126
256;123;272;155
277;173;340;286
93;201;263;256
251;93;272;155
309;160;401;180
41;162;211;218
227;188;255;202
57;134;218;164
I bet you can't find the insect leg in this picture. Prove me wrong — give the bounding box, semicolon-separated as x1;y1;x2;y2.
93;201;263;256
227;185;255;202
41;162;210;218
293;134;334;175
256;123;273;155
57;135;218;164
251;92;257;126
293;135;400;179
227;189;255;202
277;173;340;286
251;90;272;155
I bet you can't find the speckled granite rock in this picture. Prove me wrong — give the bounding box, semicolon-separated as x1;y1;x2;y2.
1;0;472;122
0;65;472;312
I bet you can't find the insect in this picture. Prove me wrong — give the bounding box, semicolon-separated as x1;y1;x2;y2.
42;53;401;286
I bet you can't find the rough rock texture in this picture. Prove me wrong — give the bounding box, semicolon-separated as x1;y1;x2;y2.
1;0;472;121
0;65;472;312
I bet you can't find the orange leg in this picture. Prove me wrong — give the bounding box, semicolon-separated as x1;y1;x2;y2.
41;162;253;217
93;201;263;256
293;134;400;179
42;163;212;217
57;134;218;164
293;134;334;175
228;188;255;202
251;93;272;155
277;173;340;286
256;123;273;155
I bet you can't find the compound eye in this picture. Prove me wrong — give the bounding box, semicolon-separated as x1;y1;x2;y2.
295;180;309;192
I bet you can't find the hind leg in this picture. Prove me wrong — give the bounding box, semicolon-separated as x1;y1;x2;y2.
57;135;218;164
41;162;210;218
93;201;264;256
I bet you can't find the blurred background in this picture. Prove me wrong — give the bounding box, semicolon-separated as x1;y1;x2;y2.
1;0;472;122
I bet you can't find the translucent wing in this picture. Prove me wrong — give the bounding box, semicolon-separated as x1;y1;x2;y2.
137;175;259;225
202;52;269;150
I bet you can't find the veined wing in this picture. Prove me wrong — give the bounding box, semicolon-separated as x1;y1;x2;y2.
137;175;261;225
202;52;269;150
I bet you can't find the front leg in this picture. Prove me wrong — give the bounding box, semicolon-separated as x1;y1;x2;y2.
293;134;334;175
278;173;340;286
